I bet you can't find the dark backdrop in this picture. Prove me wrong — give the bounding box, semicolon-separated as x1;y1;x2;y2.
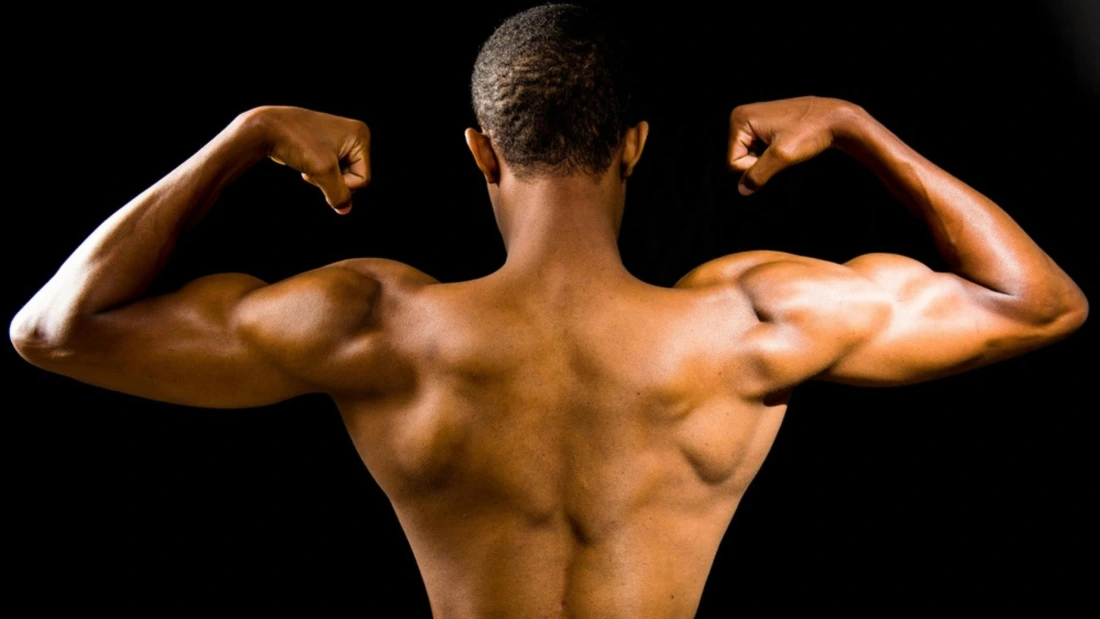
8;1;1095;614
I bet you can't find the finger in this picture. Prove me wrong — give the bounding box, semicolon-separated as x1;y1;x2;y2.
738;143;794;196
310;162;354;213
304;164;354;214
340;123;372;192
729;154;758;173
342;144;371;192
727;127;756;168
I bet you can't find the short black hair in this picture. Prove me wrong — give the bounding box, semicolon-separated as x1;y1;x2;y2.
471;4;634;178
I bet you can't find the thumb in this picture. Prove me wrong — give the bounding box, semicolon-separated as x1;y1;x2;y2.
737;143;792;196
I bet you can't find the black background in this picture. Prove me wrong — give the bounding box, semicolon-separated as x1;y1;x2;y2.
8;1;1095;614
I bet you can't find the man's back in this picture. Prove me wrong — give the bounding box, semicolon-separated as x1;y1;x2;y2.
9;6;1087;618
332;257;782;617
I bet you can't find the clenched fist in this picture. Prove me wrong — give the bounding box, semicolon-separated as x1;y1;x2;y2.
728;97;864;196
239;106;372;214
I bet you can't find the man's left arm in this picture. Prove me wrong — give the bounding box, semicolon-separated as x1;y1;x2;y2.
9;107;380;408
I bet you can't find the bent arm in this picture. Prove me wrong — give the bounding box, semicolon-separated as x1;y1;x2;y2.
10;109;377;408
819;108;1087;384
702;99;1087;390
837;107;1086;325
10;113;263;346
11;113;265;371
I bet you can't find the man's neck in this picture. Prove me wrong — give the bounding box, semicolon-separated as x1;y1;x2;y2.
493;171;629;283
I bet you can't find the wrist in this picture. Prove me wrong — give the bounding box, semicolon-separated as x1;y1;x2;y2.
223;107;277;163
829;101;877;152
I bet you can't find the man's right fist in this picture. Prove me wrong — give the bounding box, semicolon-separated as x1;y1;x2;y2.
728;97;863;196
239;106;372;214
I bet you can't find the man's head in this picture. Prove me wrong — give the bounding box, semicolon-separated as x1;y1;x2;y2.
467;4;647;183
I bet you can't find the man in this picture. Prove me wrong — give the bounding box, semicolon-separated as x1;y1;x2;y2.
10;4;1088;617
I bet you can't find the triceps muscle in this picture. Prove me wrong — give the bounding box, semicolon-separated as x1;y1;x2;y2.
44;273;316;409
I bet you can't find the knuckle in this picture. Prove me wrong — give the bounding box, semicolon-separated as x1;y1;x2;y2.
772;143;797;162
317;158;341;177
730;103;757;125
303;155;327;175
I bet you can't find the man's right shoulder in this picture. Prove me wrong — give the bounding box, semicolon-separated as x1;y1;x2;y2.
674;251;815;289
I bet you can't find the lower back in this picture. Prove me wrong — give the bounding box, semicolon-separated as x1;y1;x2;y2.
398;490;744;618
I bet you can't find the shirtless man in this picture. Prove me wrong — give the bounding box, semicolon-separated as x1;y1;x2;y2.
9;5;1087;618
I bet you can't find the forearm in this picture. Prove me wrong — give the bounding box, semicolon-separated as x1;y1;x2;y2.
835;107;1087;323
12;112;266;348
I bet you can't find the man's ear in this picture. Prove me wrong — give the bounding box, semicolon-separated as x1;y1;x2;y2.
465;128;500;184
620;121;649;179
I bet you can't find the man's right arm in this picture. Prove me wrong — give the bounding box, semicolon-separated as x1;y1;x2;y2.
680;98;1087;390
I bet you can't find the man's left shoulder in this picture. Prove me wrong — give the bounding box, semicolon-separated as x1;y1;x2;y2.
329;258;441;290
237;258;437;354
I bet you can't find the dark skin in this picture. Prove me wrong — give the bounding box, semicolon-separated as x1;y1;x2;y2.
10;97;1088;618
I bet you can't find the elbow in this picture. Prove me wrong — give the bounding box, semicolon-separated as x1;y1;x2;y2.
1052;278;1089;336
1025;284;1089;341
10;306;40;359
1061;287;1089;334
9;307;79;369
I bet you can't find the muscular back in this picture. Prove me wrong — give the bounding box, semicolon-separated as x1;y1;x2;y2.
12;100;1086;619
329;258;787;618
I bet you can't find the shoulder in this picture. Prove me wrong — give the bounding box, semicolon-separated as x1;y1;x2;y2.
225;258;439;395
675;251;888;327
327;257;441;289
675;251;805;289
679;252;895;389
234;258;438;361
676;250;869;296
676;249;891;331
243;258;437;312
